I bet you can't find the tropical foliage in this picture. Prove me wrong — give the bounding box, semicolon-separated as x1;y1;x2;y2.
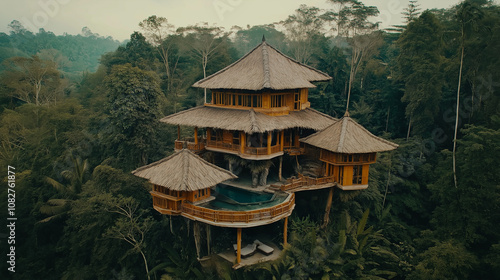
1;0;499;279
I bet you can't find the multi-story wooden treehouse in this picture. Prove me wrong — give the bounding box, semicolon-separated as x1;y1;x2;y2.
132;38;397;267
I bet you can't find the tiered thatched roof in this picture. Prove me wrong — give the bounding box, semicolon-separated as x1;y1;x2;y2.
192;39;331;90
300;112;398;153
132;149;237;191
160;106;337;133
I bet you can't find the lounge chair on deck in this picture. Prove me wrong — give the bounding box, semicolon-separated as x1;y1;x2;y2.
233;243;257;258
254;240;274;255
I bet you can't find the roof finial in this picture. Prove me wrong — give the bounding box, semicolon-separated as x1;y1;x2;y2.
262;34;266;42
344;110;350;117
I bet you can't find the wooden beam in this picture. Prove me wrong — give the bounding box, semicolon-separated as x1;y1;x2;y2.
280;130;284;151
194;127;198;145
177;125;180;141
294;128;299;147
278;156;283;181
240;132;245;154
283;217;288;246
236;228;242;264
267;132;272;154
322;187;334;228
207;224;211;256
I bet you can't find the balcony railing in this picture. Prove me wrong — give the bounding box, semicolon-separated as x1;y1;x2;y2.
181;193;295;225
320;151;376;165
151;191;183;215
175;138;206;152
206;140;282;158
206;140;240;152
271;174;336;192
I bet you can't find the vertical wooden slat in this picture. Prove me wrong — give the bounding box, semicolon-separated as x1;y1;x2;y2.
267;132;272;154
240;132;246;154
362;164;370;185
236;228;242;264
284;217;288;246
194;127;198;145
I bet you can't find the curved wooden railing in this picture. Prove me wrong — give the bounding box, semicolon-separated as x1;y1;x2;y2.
272;175;336;192
181;193;295;224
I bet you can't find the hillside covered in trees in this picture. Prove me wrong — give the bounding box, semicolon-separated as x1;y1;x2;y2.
1;0;499;279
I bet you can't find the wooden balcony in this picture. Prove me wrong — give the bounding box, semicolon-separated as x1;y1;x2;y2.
271;174;369;192
151;191;183;215
206;140;240;152
320;151;376;165
175;138;206;153
271;174;336;192
283;142;306;155
205;140;283;160
181;193;295;228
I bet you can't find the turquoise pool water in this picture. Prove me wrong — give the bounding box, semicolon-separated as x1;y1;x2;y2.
200;184;288;211
216;185;274;204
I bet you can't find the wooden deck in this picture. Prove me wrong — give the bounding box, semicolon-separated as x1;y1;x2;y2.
180;193;295;228
270;174;368;192
271;174;336;192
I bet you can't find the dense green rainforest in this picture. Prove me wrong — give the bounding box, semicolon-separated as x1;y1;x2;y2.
1;0;499;279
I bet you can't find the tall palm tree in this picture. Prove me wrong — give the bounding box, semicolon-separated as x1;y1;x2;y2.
40;155;89;223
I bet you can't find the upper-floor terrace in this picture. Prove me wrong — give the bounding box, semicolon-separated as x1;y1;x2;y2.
163;105;337;160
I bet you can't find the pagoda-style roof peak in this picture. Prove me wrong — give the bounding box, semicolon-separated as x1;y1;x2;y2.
132;149;237;191
300;115;398;154
192;40;331;90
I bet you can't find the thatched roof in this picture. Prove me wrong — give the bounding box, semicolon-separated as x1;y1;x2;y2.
160;106;337;133
300;112;398;153
132;149;237;191
192;39;331;90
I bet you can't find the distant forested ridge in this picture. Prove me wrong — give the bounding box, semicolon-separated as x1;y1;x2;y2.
0;22;121;79
0;0;499;279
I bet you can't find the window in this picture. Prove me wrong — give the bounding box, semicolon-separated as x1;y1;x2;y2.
211;129;223;141
271;94;284;108
353;165;363;185
212;91;264;108
233;131;240;145
294;90;300;110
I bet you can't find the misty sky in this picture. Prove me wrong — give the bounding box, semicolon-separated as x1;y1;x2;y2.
0;0;476;41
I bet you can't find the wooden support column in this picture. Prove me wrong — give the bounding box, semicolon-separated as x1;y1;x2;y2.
193;222;201;259
283;217;288;246
194;127;198;145
280;130;284;151
206;224;211;256
267;132;272;154
294;128;299;147
279;156;283;181
240;132;246;154
236;228;242;264
177;125;180;140
322;187;334;229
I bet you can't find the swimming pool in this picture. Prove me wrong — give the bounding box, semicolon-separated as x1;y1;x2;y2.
200;184;288;211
